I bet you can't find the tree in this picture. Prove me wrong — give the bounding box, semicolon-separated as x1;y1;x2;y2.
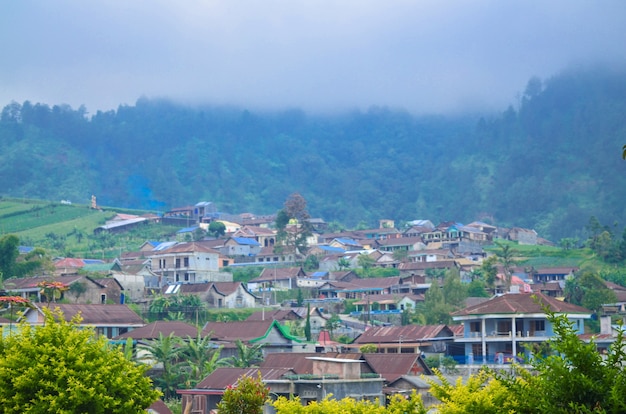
304;303;312;341
217;373;269;414
337;257;351;270
0;308;160;413
392;249;409;262
428;368;519;414
220;339;263;368
274;193;313;259
494;242;517;291
566;270;617;313
0;234;19;281
303;254;319;271
430;305;626;413
325;313;342;338
208;221;226;238
357;253;375;277
273;391;427;413
178;328;222;388
139;332;183;399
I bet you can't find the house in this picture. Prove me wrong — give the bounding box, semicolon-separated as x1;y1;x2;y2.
221;237;262;257
21;303;145;338
247;267;305;293
251;246;297;264
532;267;578;283
531;280;565;298
506;227;538;245
376;236;425;253
53;257;106;275
231;225;277;248
329;238;364;250
162;281;259;308
351;324;459;355
351;293;424;314
246;306;329;334
261;351;432;400
179;357;385;413
4;275;124;305
451;292;592;364
178;368;295;414
397;260;457;277
115;320;200;342
148;242;233;285
202;319;305;356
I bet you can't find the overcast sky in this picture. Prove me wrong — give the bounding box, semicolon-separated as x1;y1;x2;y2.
1;1;625;115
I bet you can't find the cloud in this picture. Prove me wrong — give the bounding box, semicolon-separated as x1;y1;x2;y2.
1;0;625;114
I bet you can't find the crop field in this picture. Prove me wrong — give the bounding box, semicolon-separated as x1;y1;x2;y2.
0;203;103;234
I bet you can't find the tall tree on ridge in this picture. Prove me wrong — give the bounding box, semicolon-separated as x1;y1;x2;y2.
274;192;313;261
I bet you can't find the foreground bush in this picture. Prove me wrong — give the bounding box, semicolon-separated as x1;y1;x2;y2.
0;308;160;413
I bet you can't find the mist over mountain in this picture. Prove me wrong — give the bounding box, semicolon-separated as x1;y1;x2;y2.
1;65;625;242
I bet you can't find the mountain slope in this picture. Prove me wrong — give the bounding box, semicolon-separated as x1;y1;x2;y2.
1;65;625;242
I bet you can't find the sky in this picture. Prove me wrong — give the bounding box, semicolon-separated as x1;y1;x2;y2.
1;1;625;115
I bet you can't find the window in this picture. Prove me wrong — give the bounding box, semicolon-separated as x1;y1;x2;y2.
100;294;106;304
184;257;189;267
470;321;481;336
175;258;181;268
184;273;189;282
534;320;545;331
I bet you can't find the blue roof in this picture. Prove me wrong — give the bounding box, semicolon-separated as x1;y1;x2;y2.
177;226;199;233
319;245;345;253
82;259;105;265
233;237;261;246
335;238;360;246
19;246;34;254
310;271;328;278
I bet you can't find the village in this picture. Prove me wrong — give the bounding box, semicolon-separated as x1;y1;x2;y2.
2;200;624;414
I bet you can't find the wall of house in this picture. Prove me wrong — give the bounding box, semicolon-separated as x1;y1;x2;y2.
223;287;257;308
112;273;145;301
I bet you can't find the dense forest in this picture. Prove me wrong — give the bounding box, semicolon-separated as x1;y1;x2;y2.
1;65;625;242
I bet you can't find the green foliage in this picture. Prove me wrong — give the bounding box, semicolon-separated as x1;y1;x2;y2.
148;294;206;321
220;339;263;368
217;373;269;414
208;221;226;238
272;391;427;413
427;368;521;414
433;308;626;413
304;303;312;341
303;254;319;271
139;332;183;399
0;308;160;413
359;344;378;353
2;66;626;243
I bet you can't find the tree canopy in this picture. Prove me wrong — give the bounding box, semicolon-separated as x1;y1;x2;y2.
0;308;160;413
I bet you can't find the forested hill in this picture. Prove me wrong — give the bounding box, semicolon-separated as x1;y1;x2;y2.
1;65;625;242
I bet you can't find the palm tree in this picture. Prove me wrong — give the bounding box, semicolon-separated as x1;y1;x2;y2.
219;339;263;368
180;328;222;386
139;332;183;398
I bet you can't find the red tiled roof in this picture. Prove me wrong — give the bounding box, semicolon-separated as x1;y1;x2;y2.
54;258;86;268
354;324;454;344
452;292;592;317
246;309;302;321
35;304;145;325
115;321;199;340
362;354;431;382
153;242;220;255
4;275;84;290
202;320;275;341
193;368;293;390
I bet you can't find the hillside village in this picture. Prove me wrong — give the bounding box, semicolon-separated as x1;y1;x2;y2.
2;199;625;412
